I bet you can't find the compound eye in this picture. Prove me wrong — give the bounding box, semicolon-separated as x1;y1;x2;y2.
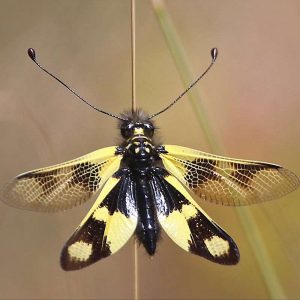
121;123;134;138
143;123;154;137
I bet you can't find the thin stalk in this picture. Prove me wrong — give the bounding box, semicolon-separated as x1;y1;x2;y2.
151;0;286;299
131;1;139;299
131;0;137;114
134;240;139;300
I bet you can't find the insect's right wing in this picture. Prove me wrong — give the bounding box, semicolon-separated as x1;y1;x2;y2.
160;145;299;206
1;146;122;212
60;170;137;271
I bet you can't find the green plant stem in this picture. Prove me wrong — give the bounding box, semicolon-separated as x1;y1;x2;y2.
151;0;286;299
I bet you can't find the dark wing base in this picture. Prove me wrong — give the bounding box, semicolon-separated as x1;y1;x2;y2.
61;169;137;271
151;168;240;265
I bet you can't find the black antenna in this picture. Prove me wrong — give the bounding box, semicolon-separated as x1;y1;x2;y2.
27;48;126;121
148;48;218;119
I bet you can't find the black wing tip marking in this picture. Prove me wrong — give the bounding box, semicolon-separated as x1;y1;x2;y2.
60;171;137;271
60;242;111;271
152;170;240;265
60;239;112;271
189;237;240;265
187;213;240;265
60;217;112;271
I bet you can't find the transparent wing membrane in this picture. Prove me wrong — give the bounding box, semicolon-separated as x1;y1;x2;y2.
1;147;121;212
161;145;299;206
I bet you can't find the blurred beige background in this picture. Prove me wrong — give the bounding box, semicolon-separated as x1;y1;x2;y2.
0;0;299;299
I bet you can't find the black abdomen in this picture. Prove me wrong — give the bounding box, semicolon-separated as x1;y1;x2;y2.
134;175;160;255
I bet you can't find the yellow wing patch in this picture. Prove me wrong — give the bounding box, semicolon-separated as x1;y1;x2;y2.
160;145;299;206
155;174;239;264
68;241;93;262
1;146;121;212
61;172;137;271
159;209;191;251
204;236;230;257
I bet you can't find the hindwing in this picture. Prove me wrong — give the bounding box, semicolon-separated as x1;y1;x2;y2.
61;169;137;271
1;146;121;212
160;145;299;206
151;170;239;264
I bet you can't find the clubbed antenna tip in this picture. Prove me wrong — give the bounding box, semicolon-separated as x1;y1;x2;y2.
148;47;219;119
28;48;36;61
211;48;218;62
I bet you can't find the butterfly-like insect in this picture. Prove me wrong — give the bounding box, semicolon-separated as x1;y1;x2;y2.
1;48;299;271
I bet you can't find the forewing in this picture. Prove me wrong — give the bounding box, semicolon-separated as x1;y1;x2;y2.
151;171;239;264
61;170;137;271
1;146;122;212
160;145;299;206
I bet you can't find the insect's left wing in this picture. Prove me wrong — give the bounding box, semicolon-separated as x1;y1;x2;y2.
160;145;299;206
1;146;122;212
60;170;137;271
151;171;239;264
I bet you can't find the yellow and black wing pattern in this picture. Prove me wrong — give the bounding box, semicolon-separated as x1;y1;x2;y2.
2;109;299;270
151;170;239;264
160;145;299;206
1;146;122;212
61;169;137;270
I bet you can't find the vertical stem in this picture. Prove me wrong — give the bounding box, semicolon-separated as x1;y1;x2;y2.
134;240;139;300
131;1;138;300
131;0;137;114
151;0;286;299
